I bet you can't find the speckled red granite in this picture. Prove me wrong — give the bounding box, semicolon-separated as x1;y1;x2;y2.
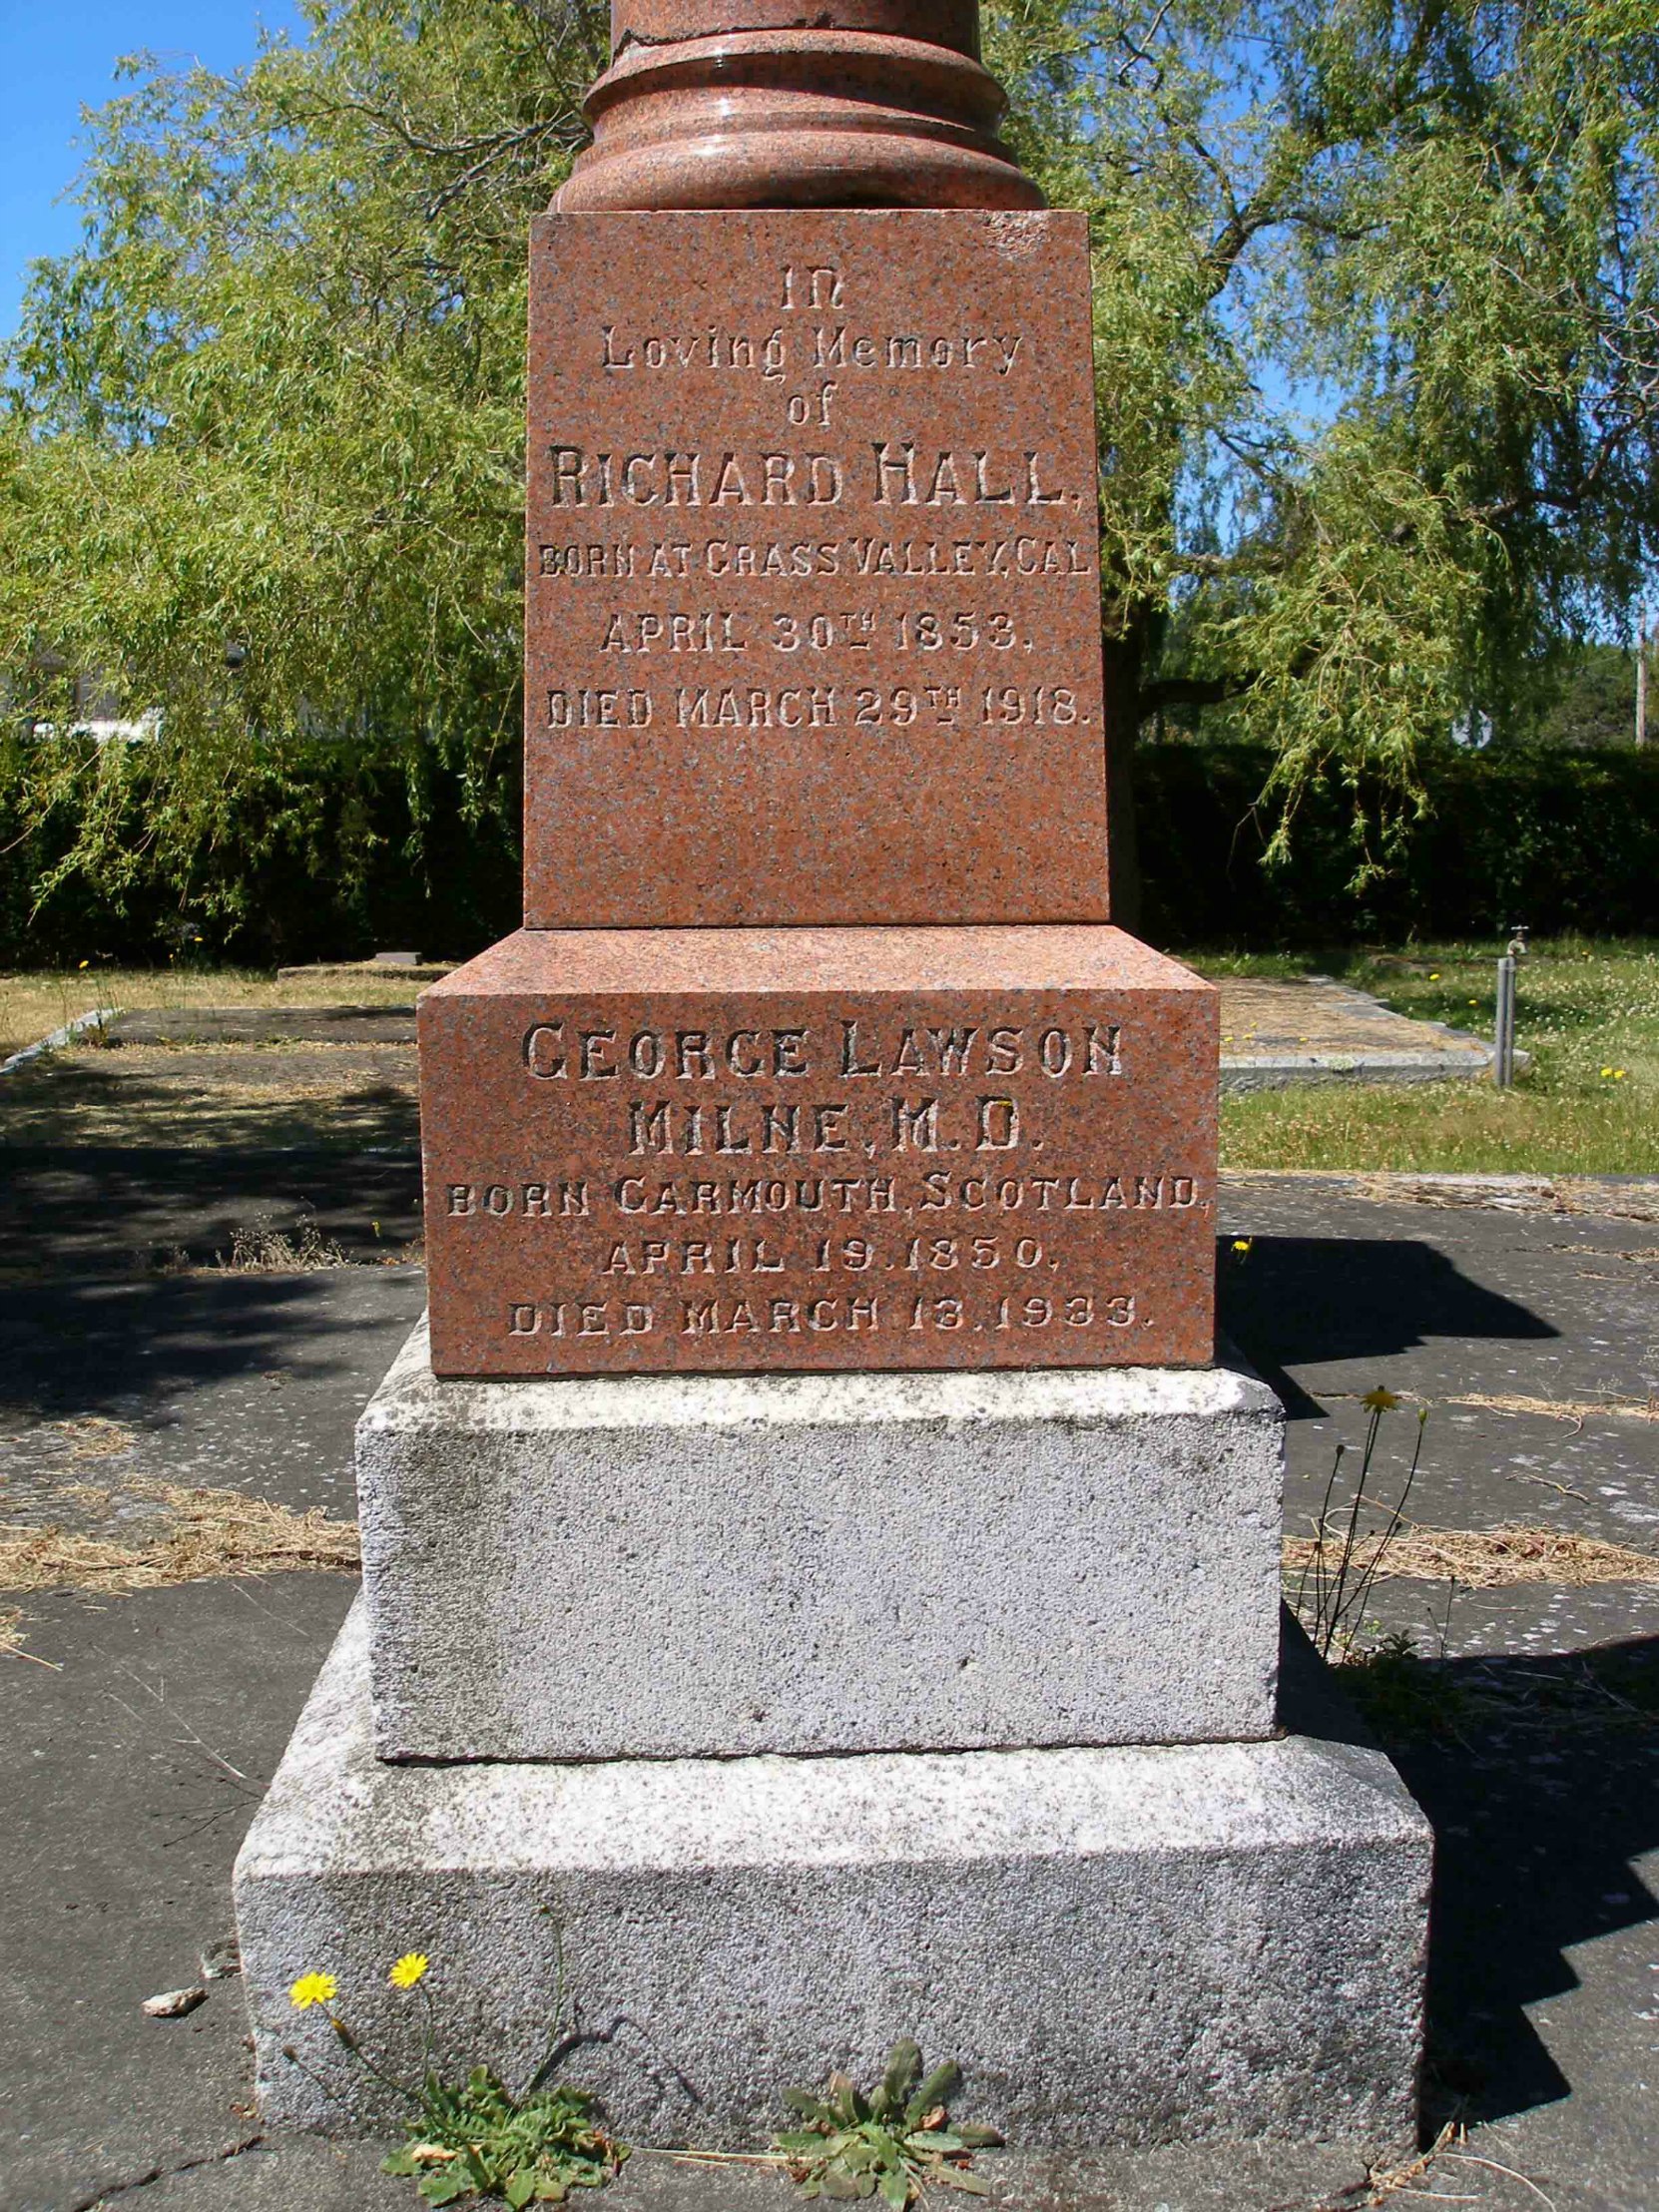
523;210;1110;928
419;927;1217;1377
557;0;1038;213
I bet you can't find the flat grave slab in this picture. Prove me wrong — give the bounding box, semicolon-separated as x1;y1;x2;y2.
1219;974;1501;1088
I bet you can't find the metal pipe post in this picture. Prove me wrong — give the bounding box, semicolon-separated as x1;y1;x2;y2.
1494;955;1516;1088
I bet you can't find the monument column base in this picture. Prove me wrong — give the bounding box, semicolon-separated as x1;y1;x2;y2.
359;1322;1285;1761
234;1600;1429;2152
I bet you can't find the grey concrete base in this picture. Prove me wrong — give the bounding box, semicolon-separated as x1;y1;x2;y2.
235;1600;1428;2153
359;1321;1285;1761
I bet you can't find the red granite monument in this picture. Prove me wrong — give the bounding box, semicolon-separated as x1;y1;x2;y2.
418;0;1219;1377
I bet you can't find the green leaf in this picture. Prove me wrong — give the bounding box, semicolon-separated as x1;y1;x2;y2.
877;2040;920;2120
907;2061;960;2124
828;2074;863;2128
820;2170;861;2200
381;2149;420;2177
878;2167;911;2211
933;2169;990;2195
418;2173;472;2207
952;2125;1004;2149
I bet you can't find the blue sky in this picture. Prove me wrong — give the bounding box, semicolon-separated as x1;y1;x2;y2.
1;0;302;342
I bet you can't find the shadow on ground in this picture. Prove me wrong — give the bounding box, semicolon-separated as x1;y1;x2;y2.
0;1147;423;1419
1219;1233;1558;1417
1378;1637;1659;2137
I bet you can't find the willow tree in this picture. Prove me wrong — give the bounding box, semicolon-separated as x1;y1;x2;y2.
3;0;1657;926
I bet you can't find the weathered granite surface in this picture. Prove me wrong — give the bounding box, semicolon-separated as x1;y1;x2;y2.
236;1599;1429;2151
359;1319;1282;1761
418;926;1218;1377
523;213;1093;925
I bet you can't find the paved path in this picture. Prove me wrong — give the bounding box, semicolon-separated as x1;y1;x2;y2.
1;1023;1654;2212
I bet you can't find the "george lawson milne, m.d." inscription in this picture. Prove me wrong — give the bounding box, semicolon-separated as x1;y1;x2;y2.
523;209;1113;929
419;926;1216;1375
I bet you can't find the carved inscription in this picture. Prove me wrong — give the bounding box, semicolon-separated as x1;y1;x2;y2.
429;1004;1212;1367
523;211;1113;925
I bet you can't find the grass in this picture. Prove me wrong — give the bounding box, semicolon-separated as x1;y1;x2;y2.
1283;1522;1659;1590
1211;934;1659;1173
6;936;1657;1175
0;1474;360;1597
0;963;424;1061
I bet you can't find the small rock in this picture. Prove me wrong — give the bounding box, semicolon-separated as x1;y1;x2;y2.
201;1937;242;1980
143;1986;208;2019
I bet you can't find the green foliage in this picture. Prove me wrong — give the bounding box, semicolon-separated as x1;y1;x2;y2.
1135;743;1659;946
380;2067;627;2205
984;0;1659;862
1;0;604;918
773;2041;1002;2209
2;0;1657;913
1339;1632;1468;1743
1533;643;1648;749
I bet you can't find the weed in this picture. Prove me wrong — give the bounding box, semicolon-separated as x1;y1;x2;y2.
774;2041;1001;2208
1291;1389;1427;1660
217;1214;347;1272
283;1954;627;2207
1339;1631;1467;1741
381;2070;624;2206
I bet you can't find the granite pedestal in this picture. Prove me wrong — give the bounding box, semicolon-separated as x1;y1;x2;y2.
418;926;1218;1379
235;0;1430;2158
360;1323;1283;1761
236;1600;1430;2150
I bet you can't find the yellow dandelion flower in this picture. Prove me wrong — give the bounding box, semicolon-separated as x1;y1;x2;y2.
1428;972;1440;980
289;1971;336;2011
1362;1387;1400;1412
389;1952;430;1990
1601;1066;1615;1078
1231;1239;1253;1254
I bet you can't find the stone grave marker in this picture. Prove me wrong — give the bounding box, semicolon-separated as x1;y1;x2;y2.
236;0;1430;2158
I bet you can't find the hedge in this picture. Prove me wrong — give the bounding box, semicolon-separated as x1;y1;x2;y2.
1135;742;1659;946
2;739;1655;966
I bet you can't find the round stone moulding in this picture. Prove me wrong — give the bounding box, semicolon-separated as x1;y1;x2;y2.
556;4;1043;213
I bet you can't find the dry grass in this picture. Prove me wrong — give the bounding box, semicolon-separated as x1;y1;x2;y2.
1444;1388;1658;1425
1284;1520;1659;1590
0;966;425;1062
0;1479;360;1595
42;1414;138;1460
214;1218;349;1272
